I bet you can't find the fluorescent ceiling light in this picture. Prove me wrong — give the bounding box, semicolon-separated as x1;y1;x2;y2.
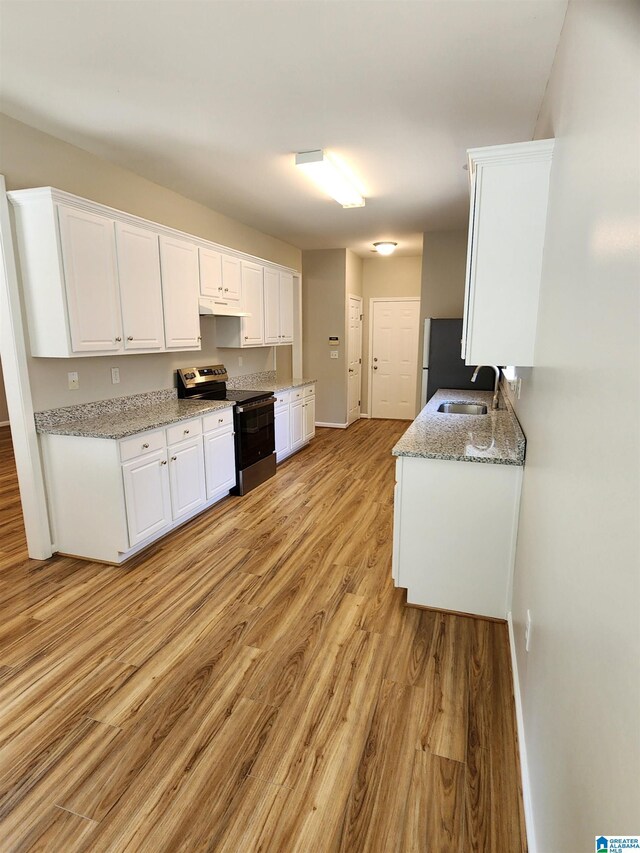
373;241;398;255
295;150;365;208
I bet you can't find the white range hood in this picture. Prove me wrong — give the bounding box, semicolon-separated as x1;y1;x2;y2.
198;297;251;317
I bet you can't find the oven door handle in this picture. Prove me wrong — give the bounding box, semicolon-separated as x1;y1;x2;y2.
235;396;276;414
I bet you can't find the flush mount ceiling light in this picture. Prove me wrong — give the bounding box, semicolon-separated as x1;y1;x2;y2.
295;150;365;208
373;241;398;256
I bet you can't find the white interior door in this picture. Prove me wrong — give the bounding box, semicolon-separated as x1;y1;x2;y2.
370;299;420;420
347;296;363;425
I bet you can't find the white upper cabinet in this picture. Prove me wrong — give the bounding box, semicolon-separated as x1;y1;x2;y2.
240;261;264;346
199;246;223;298
221;255;241;301
462;139;554;367
159;235;201;350
115;221;165;350
264;268;294;345
57;205;122;353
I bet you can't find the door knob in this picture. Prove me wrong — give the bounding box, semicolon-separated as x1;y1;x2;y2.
349;368;354;373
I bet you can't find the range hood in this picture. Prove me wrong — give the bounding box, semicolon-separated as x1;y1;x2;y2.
198;297;251;318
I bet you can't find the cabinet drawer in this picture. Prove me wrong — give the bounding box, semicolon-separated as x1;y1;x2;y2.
303;384;315;398
291;388;304;401
166;418;202;446
119;429;166;463
275;390;290;408
202;408;234;433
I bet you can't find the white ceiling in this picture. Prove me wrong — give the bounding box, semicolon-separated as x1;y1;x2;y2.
0;1;567;257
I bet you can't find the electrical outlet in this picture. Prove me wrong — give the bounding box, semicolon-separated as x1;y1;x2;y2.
67;371;79;390
330;350;339;359
111;367;120;384
525;609;532;652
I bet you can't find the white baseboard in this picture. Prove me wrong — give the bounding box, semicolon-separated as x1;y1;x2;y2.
315;421;348;429
507;612;536;853
359;412;370;419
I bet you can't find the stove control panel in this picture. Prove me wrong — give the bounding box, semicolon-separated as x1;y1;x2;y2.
177;364;229;394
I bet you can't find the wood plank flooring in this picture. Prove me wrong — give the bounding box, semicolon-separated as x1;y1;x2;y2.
0;421;526;851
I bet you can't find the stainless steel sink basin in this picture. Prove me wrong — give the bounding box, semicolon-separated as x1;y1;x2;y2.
437;402;488;415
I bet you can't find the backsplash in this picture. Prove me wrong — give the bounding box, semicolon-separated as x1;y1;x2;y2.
226;371;276;389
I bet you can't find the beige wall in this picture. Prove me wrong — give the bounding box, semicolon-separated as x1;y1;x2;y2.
302;249;347;425
508;2;640;849
0;113;301;411
420;229;467;321
361;256;422;415
0;360;9;423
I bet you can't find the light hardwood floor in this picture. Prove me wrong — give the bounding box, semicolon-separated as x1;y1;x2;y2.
0;421;526;852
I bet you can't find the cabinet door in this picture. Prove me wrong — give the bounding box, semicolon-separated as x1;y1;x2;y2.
275;405;291;460
203;430;236;497
221;255;241;302
290;400;304;449
122;450;172;546
57;205;122;352
279;272;294;344
263;267;281;345
159;235;201;349
168;436;206;520
199;247;223;298
115;222;165;350
241;262;264;346
303;397;316;442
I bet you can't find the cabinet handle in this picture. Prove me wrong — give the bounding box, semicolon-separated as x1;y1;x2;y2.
115;336;122;342
142;442;150;449
197;336;202;341
161;460;167;465
224;288;229;292
127;336;134;341
349;368;354;373
171;456;177;462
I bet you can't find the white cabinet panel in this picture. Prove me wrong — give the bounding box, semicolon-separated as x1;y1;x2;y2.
275;405;291;461
203;430;236;497
279;272;294;343
57;205;122;352
168;436;206;520
199;246;223;298
290;399;304;450
462;139;554;366
241;262;264;346
159;235;201;349
115;221;165;350
303;395;316;442
221;255;241;301
263;267;280;345
122;449;172;546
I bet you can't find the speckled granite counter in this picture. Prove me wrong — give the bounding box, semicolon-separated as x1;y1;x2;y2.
227;371;316;394
35;390;233;440
392;388;526;466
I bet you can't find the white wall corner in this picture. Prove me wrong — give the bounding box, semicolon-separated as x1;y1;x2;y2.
507;611;536;853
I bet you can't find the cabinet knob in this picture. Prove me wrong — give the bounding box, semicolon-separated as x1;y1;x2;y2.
171;456;177;461
161;460;167;466
218;418;224;423
373;357;378;362
224;288;229;292
244;336;248;340
142;442;150;449
197;336;202;341
184;429;190;434
127;336;134;341
373;365;378;370
115;336;122;342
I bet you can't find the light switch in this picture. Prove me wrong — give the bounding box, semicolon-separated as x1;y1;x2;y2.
330;350;339;359
67;371;79;390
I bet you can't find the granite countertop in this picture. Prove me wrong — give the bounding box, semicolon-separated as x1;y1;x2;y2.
226;373;316;394
392;388;526;466
35;390;233;440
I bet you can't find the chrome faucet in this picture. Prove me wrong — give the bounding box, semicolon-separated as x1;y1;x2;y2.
471;364;501;410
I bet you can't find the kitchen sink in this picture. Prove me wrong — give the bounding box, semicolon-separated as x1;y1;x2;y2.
437;402;488;415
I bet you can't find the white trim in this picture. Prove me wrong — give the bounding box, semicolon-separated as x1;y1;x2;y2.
367;297;421;420
507;611;536;853
315;421;348;429
359;413;370;419
347;293;363;426
0;420;10;427
0;175;53;559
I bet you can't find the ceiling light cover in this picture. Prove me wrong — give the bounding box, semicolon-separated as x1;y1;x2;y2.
373;241;398;255
295;150;365;208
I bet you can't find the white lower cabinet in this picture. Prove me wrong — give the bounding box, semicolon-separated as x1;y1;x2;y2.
39;406;236;564
392;455;523;619
275;384;315;462
168;436;206;520
122;449;172;546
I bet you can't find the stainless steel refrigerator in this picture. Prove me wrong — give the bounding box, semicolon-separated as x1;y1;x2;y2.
421;318;495;407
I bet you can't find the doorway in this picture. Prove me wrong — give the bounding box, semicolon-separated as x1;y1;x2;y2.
347;295;362;425
369;298;420;420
